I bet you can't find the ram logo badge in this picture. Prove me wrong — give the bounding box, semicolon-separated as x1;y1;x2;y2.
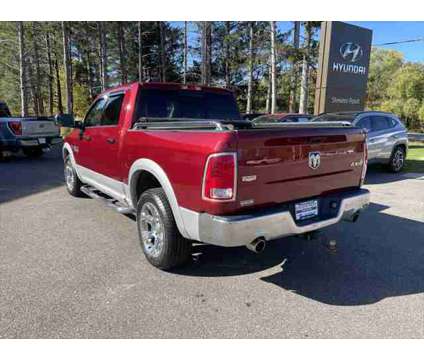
309;152;321;170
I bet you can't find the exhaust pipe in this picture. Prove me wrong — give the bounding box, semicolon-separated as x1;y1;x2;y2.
343;210;361;223
246;238;266;253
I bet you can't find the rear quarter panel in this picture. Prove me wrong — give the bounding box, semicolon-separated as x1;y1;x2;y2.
121;129;238;215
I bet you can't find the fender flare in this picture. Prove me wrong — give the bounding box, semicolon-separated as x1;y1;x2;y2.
128;158;189;238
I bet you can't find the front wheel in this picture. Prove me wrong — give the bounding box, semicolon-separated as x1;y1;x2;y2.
388;146;406;173
64;157;84;197
137;188;191;270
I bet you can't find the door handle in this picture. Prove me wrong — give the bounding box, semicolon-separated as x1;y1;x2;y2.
106;138;116;144
83;135;91;141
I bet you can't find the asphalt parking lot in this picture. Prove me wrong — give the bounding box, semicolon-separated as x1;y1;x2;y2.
1;147;423;338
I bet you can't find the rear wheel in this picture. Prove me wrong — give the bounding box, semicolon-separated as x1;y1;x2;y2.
64;157;84;197
137;188;191;270
388;146;406;173
23;146;43;158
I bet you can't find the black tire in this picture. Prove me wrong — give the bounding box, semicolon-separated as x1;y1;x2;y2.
388;146;406;173
137;188;191;270
23;146;43;158
64;156;85;197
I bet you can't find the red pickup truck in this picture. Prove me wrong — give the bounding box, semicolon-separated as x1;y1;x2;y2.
57;82;370;270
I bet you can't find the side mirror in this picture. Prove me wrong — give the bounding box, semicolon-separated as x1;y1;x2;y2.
55;113;78;128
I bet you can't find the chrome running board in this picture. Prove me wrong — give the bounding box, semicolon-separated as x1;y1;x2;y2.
80;185;136;215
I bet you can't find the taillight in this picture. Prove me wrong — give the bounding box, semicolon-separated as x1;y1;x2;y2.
202;153;237;201
360;141;368;186
8;121;22;135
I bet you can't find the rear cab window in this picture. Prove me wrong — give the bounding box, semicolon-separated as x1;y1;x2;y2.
134;88;241;123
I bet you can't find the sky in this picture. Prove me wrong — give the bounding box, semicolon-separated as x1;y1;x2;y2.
348;21;424;62
172;21;424;63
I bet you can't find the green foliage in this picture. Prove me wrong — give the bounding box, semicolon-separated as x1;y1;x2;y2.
368;48;424;130
387;63;424;101
73;83;91;120
367;48;403;108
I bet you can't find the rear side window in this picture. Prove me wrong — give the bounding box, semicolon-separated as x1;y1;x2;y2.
101;94;124;126
386;117;398;128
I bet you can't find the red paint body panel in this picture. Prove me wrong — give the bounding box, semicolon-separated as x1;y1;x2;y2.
65;82;366;216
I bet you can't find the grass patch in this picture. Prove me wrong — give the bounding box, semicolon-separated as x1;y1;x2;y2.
405;142;424;173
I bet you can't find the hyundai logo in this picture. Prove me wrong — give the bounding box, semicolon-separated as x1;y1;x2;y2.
340;42;363;63
309;152;321;170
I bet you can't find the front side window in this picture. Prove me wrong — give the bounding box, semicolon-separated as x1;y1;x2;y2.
84;97;107;127
101;94;124;126
357;117;372;132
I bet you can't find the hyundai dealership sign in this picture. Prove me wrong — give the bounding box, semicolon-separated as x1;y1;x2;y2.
314;22;373;114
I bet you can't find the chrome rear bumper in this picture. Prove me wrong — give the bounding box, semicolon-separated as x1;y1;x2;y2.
196;189;370;247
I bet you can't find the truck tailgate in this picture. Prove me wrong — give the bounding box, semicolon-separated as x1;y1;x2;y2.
21;118;59;137
236;127;366;209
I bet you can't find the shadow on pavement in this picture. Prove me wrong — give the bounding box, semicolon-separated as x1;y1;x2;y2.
365;165;423;185
0;146;65;204
178;202;424;306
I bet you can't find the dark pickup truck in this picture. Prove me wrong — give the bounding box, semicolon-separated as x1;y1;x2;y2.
57;82;370;270
0;101;62;159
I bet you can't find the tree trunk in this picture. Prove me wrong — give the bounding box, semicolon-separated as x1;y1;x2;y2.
98;22;108;91
299;22;312;114
265;66;271;113
138;21;143;82
45;31;54;115
85;48;94;101
62;22;73;115
270;21;277;114
183;21;188;84
117;22;127;84
32;22;44;115
224;21;231;88
201;22;211;86
289;21;300;113
83;21;95;101
17;21;28;117
159;22;166;82
27;57;38;116
53;54;63;114
246;22;254;114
